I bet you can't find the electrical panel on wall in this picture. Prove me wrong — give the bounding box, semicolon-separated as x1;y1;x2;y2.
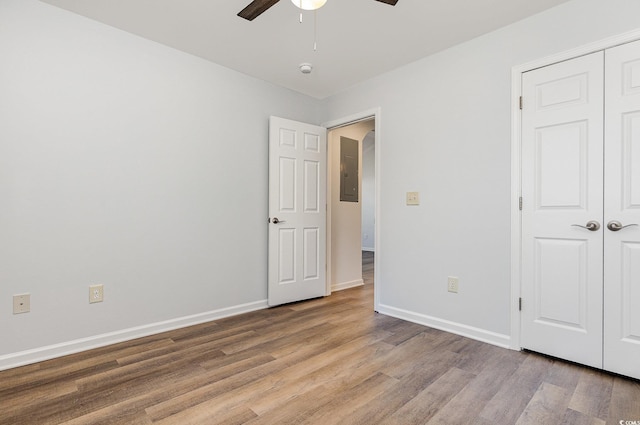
340;136;359;202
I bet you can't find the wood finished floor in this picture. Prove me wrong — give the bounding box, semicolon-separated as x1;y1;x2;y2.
1;253;639;425
362;250;374;285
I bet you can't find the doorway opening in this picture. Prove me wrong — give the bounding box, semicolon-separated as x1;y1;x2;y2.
361;130;375;287
325;110;379;310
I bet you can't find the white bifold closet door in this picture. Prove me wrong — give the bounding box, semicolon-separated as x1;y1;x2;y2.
521;39;640;380
521;51;604;370
603;41;640;380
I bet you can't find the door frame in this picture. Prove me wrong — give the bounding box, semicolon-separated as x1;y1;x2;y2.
323;107;382;312
510;28;640;350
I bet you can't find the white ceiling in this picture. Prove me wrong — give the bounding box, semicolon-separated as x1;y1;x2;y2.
40;0;570;99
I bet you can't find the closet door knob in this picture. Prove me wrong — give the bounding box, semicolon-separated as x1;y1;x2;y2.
571;221;600;231
607;221;638;232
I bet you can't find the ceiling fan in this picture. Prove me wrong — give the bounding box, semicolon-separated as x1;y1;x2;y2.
238;0;399;21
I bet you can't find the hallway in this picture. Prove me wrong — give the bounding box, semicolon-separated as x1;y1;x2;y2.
362;251;374;285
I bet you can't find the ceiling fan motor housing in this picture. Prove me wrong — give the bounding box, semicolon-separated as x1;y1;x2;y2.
238;0;398;22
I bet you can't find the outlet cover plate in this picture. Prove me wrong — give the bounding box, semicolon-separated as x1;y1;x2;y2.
406;192;420;206
447;276;459;293
89;284;104;303
13;293;31;314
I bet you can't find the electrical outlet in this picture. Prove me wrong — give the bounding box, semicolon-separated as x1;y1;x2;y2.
13;294;31;314
89;284;104;303
447;276;459;293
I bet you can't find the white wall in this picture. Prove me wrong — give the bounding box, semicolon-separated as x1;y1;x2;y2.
5;0;640;369
361;131;375;252
328;120;374;291
322;0;640;345
0;0;320;368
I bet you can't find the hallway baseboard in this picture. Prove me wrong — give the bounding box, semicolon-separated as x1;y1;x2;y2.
332;279;364;292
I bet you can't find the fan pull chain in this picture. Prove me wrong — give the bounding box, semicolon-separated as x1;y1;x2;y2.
299;0;303;22
313;10;318;51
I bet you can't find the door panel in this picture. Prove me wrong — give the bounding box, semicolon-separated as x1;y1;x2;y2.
534;238;588;330
279;157;296;211
278;228;296;284
304;160;319;212
303;228;319;280
536;73;589;110
604;39;640;379
536;122;588;209
622;112;640;207
621;243;640;340
521;51;604;369
269;117;327;306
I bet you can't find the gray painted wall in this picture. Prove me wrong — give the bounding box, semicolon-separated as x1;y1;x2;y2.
0;0;320;367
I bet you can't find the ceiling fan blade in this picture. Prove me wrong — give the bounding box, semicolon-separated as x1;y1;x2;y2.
374;0;399;5
238;0;281;21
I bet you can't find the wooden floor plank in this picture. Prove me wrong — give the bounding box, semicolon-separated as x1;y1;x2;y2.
339;349;466;425
248;341;394;416
152;403;257;425
567;368;613;420
0;380;78;421
16;362;207;425
426;346;525;425
514;382;572;425
296;372;399;425
607;377;640;424
383;367;477;425
145;321;384;422
561;408;606;425
478;354;554;424
541;360;584;392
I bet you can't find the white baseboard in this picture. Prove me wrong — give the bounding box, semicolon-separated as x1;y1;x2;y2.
376;304;511;349
332;279;364;292
0;299;269;371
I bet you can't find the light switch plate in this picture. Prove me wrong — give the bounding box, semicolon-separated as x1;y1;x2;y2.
406;192;420;206
13;293;31;314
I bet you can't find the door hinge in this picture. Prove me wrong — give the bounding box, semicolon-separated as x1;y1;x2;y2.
519;96;523;110
519;297;522;311
519;197;523;211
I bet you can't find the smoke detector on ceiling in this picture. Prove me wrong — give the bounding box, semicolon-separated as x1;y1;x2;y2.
299;63;313;74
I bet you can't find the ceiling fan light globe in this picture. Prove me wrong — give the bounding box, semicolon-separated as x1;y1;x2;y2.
291;0;327;11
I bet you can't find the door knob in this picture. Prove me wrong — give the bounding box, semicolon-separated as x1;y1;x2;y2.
571;221;600;231
271;217;285;224
607;220;638;232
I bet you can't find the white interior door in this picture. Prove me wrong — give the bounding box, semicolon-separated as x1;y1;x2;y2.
520;52;604;369
268;116;327;306
603;39;640;379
